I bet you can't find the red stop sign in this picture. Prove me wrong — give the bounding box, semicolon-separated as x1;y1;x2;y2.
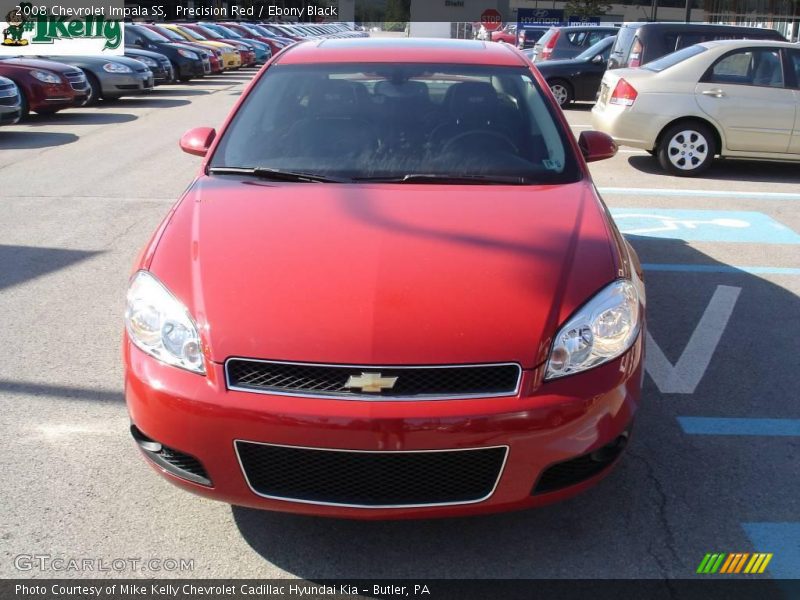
481;8;503;31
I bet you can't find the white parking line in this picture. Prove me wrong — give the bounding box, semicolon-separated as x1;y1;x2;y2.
598;187;800;200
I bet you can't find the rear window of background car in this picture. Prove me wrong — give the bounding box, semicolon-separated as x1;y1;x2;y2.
644;44;707;72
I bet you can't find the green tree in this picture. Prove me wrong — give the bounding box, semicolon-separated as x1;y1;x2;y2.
384;0;409;31
565;0;613;18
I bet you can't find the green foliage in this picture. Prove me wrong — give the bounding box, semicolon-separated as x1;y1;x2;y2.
565;0;613;18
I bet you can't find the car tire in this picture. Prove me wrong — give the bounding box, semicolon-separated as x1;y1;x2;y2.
19;90;29;119
548;80;572;108
84;71;101;106
657;122;716;176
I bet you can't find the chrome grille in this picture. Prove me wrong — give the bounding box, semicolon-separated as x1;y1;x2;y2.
64;70;87;91
226;359;521;400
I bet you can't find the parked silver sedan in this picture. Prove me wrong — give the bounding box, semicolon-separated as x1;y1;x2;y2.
591;39;800;176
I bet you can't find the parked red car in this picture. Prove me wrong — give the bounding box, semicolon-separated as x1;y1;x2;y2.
124;39;644;519
491;24;517;44
0;57;89;116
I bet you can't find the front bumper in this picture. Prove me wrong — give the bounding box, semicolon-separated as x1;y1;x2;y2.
101;71;154;97
124;333;643;519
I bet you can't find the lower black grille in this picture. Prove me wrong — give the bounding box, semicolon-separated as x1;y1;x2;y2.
226;359;521;399
533;435;628;495
237;442;507;507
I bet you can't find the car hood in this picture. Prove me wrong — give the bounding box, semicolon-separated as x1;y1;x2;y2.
0;57;77;73
148;177;619;368
47;55;146;69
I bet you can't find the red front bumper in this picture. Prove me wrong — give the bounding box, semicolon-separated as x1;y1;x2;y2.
124;333;643;519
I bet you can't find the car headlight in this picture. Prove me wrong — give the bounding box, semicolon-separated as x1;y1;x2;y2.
545;279;642;380
177;48;199;59
31;70;61;84
125;271;205;374
137;56;158;67
103;62;133;73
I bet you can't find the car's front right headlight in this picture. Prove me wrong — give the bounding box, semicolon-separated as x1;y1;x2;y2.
31;70;61;84
125;271;205;374
545;279;643;380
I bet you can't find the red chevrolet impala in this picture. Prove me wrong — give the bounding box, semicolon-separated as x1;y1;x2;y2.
124;38;645;519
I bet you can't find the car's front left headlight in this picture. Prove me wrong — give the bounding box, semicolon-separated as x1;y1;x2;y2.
137;56;158;67
125;271;205;374
103;62;133;73
545;279;643;380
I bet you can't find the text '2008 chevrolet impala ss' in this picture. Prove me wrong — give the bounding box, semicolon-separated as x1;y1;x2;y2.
123;38;645;519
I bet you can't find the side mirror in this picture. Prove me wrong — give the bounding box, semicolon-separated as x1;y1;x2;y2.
591;54;605;64
578;130;617;163
180;127;216;157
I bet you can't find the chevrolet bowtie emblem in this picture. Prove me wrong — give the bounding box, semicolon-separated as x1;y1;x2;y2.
344;372;398;393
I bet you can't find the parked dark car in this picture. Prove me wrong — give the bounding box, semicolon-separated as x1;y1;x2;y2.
124;24;208;81
518;26;550;49
125;47;174;84
535;36;615;107
46;56;153;105
0;75;22;125
533;25;618;62
608;22;787;69
0;57;89;116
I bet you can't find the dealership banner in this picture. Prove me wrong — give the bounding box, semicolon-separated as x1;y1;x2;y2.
3;579;800;600
1;0;124;55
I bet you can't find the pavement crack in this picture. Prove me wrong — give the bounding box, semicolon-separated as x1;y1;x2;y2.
628;447;684;580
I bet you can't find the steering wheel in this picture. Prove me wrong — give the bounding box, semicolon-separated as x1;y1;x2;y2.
441;130;519;155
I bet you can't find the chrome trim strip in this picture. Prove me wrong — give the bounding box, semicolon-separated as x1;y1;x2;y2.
224;358;522;401
234;440;509;509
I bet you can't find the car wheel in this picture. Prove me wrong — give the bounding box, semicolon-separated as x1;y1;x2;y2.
84;71;101;106
548;80;572;108
19;90;29;119
657;122;716;176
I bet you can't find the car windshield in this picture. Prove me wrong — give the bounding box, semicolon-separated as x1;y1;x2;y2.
575;36;614;61
210;63;580;184
196;25;223;39
177;27;206;41
136;26;169;43
154;27;185;42
644;44;707;71
218;26;243;38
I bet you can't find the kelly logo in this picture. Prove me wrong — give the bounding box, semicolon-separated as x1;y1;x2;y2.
697;552;773;574
2;3;121;51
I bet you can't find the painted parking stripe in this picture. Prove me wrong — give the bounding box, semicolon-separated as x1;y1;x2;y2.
599;187;800;201
642;264;800;275
677;417;800;436
743;523;800;579
609;209;800;244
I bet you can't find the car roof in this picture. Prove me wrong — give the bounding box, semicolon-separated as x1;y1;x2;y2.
701;38;796;49
547;25;618;31
275;38;528;66
621;21;776;30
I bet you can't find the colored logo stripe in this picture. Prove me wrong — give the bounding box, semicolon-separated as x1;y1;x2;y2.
697;553;773;574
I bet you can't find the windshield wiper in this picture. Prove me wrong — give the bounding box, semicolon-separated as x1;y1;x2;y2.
209;167;351;184
353;173;529;185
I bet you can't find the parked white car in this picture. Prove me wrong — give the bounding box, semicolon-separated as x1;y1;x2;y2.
591;39;800;175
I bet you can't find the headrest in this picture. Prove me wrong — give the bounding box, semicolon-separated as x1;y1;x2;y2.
447;81;498;120
308;79;359;115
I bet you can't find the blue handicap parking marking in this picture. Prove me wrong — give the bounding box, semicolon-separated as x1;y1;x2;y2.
743;523;800;579
609;209;800;244
677;417;800;436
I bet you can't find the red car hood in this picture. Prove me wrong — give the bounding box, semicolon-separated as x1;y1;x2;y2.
149;177;618;368
0;57;76;73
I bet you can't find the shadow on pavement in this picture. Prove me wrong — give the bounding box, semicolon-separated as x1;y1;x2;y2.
0;244;102;290
24;112;137;126
93;97;191;109
152;88;210;97
0;131;78;150
627;154;800;184
231;237;799;578
0;379;123;403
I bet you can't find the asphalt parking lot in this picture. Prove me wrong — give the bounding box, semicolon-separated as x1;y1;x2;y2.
0;70;798;580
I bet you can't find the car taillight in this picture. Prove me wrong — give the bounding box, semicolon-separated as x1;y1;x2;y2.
609;79;638;106
541;30;560;60
627;37;643;68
